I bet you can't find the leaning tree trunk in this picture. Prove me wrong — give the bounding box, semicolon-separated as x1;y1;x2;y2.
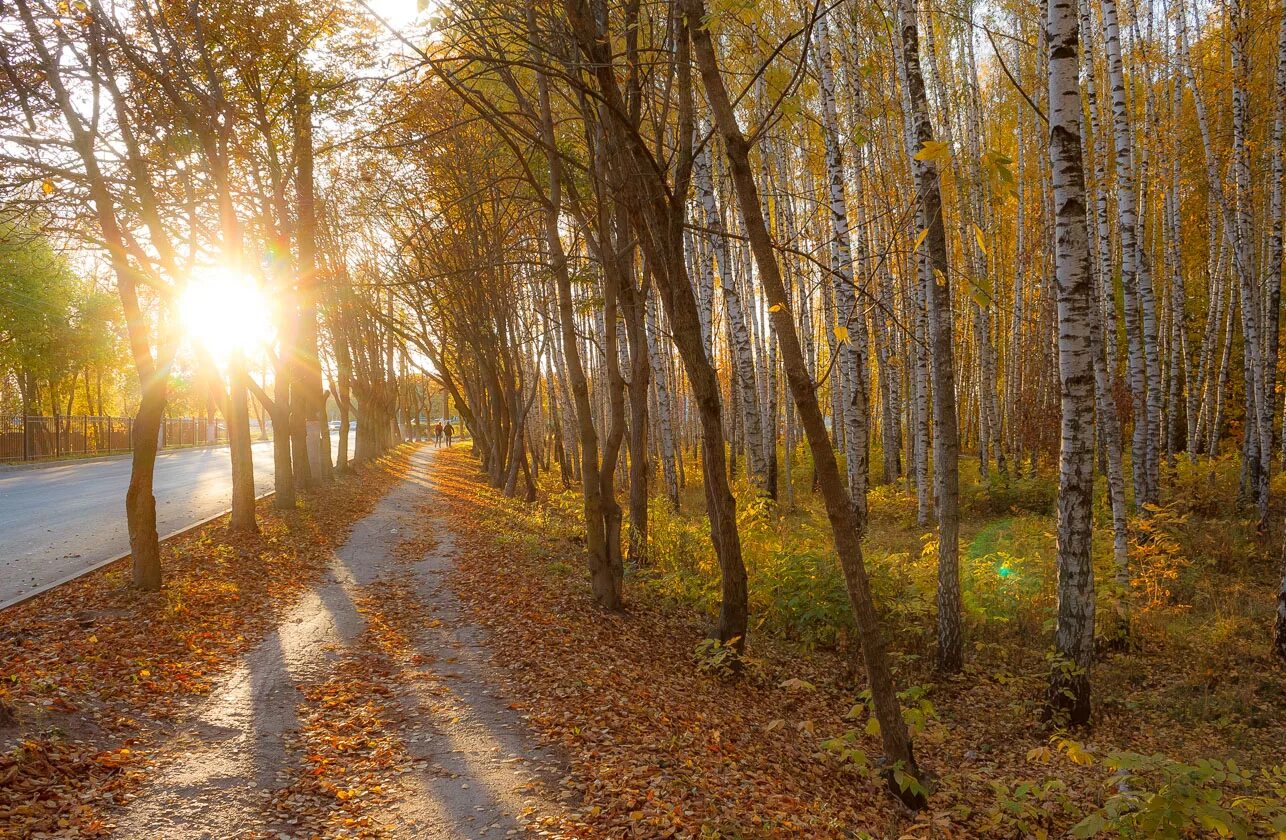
562;0;749;645
685;0;926;806
1046;0;1097;726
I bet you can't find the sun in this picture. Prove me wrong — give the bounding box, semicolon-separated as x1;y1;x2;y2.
178;267;273;366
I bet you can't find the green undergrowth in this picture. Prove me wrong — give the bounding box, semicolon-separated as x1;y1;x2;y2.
477;446;1284;836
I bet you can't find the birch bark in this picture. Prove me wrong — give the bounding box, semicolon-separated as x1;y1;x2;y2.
1047;0;1097;724
897;0;963;673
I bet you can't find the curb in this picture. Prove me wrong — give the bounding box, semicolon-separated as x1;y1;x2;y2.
0;440;278;473
0;490;276;612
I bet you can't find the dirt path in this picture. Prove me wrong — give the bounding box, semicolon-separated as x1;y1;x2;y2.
110;445;565;838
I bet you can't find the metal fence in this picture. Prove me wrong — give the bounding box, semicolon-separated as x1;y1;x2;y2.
0;415;234;463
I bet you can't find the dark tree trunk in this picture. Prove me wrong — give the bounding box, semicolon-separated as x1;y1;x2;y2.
228;353;259;533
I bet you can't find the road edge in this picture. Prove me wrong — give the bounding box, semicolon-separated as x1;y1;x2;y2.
0;490;275;612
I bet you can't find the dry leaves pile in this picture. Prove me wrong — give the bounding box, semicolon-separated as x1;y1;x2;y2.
263;608;409;838
430;449;1285;838
432;451;900;838
0;448;414;838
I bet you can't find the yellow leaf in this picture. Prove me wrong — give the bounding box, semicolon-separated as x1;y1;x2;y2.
768;303;784;313
1056;738;1095;766
914;139;950;164
86;635;98;644
765;718;785;732
139;669;150;678
41;179;55;195
833;325;850;343
629;810;645;821
912;227;929;252
973;223;988;256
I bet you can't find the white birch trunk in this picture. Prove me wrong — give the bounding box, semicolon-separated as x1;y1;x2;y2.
694;140;770;489
815;17;869;520
1047;0;1097;723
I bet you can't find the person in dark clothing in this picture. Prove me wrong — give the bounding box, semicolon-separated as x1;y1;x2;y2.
443;422;454;447
433;421;443;447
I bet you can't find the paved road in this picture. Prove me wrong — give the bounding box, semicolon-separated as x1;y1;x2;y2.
0;434;354;608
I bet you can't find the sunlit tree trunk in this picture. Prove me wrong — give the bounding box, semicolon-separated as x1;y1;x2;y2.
228;351;259;534
1082;1;1132;643
293;69;331;484
1046;0;1096;726
646;295;681;509
562;0;748;644
685;0;926;805
1101;0;1157;509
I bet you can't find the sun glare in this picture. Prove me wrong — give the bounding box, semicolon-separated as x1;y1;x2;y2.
178;267;273;366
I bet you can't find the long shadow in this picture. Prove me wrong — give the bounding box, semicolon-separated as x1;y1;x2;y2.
116;445;559;837
325;445;565;835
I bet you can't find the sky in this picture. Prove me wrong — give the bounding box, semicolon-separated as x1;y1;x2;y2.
362;0;427;34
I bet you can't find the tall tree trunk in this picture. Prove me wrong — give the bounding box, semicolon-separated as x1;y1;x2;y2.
694;141;770;491
1046;0;1097;726
530;13;622;609
293;69;331;484
1101;0;1157;509
1082;0;1132;643
814;17;870;524
685;0;926;805
896;0;963;675
562;0;749;646
646;295;681;508
228;352;259;534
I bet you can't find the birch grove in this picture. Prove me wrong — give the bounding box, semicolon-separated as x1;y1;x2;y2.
352;0;1286;730
7;0;1286;819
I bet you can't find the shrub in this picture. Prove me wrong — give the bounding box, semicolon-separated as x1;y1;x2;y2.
962;473;1057;517
1072;753;1286;839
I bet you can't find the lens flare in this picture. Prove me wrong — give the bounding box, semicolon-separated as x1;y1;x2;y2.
178;267;272;367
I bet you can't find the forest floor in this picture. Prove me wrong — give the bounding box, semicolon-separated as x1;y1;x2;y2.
426;447;1286;838
3;443;1284;838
